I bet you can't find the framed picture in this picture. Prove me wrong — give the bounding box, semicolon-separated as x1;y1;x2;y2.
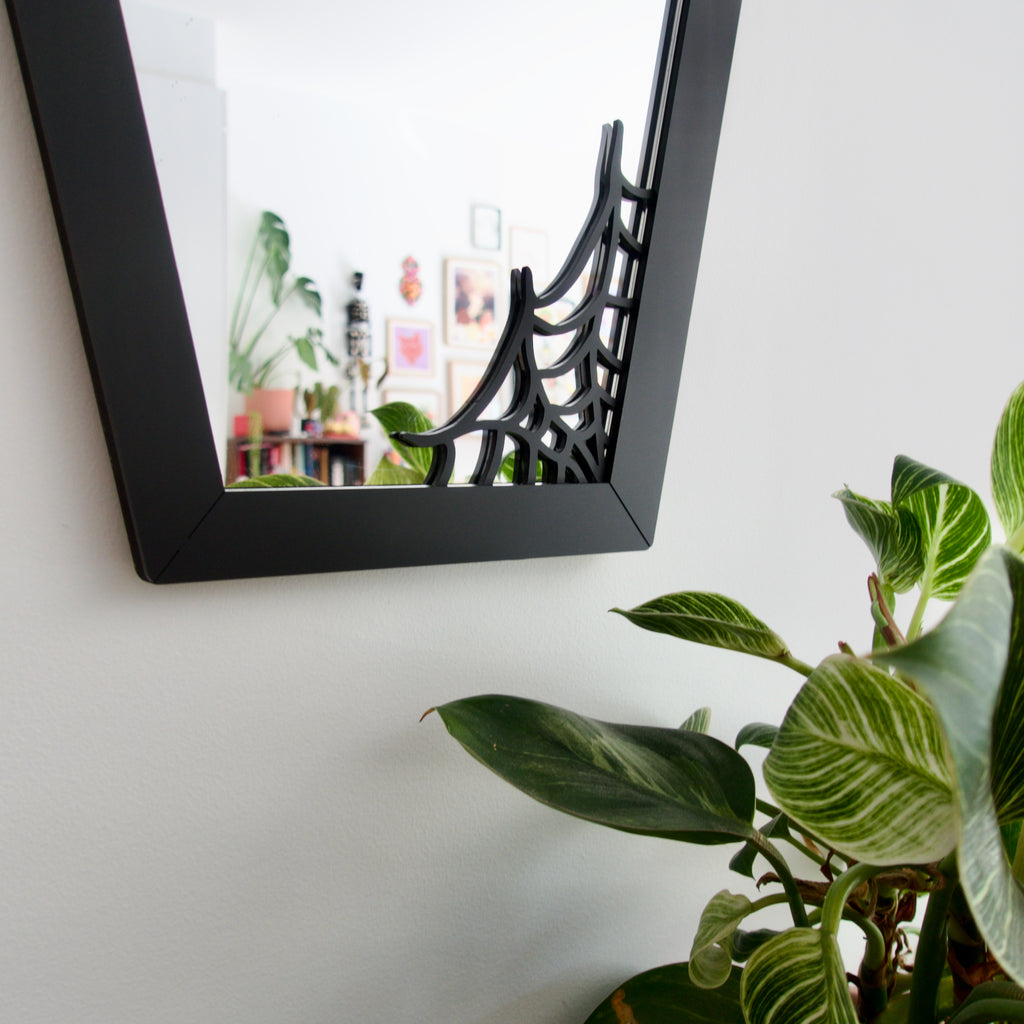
471;204;501;250
386;319;434;376
444;258;501;349
381;389;443;426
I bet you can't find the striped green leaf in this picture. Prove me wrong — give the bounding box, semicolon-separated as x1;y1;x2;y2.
584;963;744;1023
689;891;753;988
891;456;991;600
682;707;712;733
740;928;857;1024
612;593;792;662
993;551;1024;824
876;547;1024;986
227;472;324;488
993;380;1024;553
834;488;924;593
735;723;778;750
763;655;955;864
432;695;757;844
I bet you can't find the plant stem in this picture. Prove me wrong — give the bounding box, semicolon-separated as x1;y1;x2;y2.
750;830;809;928
820;862;880;937
778;653;815;677
907;855;957;1024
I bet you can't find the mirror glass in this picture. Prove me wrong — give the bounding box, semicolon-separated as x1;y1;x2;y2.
119;0;666;486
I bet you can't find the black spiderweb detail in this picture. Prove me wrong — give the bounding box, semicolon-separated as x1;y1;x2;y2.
394;120;653;486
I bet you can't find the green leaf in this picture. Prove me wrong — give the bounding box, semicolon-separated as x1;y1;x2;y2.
731;928;779;962
292;275;322;318
763;655;956;864
993;380;1024;552
875;547;1024;986
835;488;924;593
947;980;1024;1024
499;450;543;482
227;473;324;488
364;458;424;486
432;695;757;844
735;723;778;750
993;551;1024;823
891;455;991;600
689;891;753;988
292;331;317;370
370;402;435;479
682;707;712;733
583;963;744;1024
612;593;796;664
729;813;789;878
740;927;856;1024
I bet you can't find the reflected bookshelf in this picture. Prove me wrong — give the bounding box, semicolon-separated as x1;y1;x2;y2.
226;434;365;486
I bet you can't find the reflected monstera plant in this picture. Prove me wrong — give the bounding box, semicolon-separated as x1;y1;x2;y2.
429;380;1024;1023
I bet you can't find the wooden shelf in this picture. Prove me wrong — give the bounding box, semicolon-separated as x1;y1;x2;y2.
226;434;365;486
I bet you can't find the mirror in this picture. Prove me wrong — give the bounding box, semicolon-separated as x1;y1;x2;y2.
120;0;669;491
4;0;741;581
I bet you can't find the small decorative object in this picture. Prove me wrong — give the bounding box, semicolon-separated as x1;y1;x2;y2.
399;256;422;306
430;377;1024;1024
444;258;500;349
386;319;434;376
343;271;373;417
471;204;502;250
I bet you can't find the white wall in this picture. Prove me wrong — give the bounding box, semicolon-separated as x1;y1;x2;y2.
2;4;1023;1024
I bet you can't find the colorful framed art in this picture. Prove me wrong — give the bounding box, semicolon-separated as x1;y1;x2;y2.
385;319;434;376
444;258;500;349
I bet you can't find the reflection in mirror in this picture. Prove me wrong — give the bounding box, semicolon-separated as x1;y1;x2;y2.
119;0;666;487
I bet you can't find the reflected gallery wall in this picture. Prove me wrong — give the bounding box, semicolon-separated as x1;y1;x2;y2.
121;0;666;484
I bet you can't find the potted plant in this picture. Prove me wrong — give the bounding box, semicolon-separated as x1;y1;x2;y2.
428;380;1024;1023
228;210;338;432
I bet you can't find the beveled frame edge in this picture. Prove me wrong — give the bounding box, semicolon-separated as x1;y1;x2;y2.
3;0;740;583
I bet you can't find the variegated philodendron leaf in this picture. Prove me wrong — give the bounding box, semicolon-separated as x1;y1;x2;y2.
876;547;1024;986
989;549;1024;825
682;707;712;733
433;695;758;844
612;593;794;664
735;723;779;751
740;928;857;1024
689;891;753;989
891;455;991;600
834;488;924;593
583;963;745;1024
993;380;1024;553
763;655;955;864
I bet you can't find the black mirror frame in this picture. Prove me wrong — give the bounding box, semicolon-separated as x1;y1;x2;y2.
4;0;740;583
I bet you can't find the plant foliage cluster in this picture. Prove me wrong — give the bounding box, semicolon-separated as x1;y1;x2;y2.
228;210;337;394
431;380;1024;1023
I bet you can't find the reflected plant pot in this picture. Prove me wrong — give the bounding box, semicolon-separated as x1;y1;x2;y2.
244;388;295;433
